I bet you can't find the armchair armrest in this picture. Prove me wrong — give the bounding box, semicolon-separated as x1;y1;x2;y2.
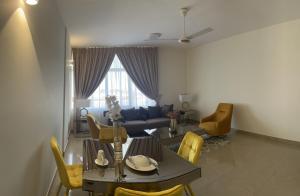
96;121;111;128
216;114;231;129
201;113;216;123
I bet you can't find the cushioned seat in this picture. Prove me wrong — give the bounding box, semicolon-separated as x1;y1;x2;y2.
87;114;100;139
177;131;204;196
66;164;83;188
146;118;170;129
112;106;173;137
50;137;83;196
200;121;217;131
200;103;233;136
100;127;128;143
87;113;127;143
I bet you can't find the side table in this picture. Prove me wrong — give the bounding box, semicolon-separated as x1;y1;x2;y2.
75;117;89;135
180;109;198;124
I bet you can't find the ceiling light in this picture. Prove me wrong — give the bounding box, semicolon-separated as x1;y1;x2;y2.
25;0;39;5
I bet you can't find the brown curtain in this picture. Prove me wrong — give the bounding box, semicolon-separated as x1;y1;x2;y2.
72;48;115;99
116;47;160;104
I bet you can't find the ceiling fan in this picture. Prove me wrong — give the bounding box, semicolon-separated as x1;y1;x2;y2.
145;8;213;44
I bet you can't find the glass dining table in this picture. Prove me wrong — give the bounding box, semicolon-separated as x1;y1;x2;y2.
82;136;201;195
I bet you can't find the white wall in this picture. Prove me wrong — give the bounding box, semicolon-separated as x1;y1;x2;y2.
158;47;187;109
0;0;65;195
187;19;300;142
63;31;73;149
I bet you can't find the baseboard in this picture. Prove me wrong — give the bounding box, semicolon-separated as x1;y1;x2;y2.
237;129;300;147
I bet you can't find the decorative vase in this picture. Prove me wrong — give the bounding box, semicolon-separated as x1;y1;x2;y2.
170;118;177;132
113;121;124;181
105;96;124;181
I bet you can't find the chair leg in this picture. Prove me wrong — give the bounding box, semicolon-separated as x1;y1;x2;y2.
184;186;190;196
65;189;70;196
88;192;94;196
56;182;62;196
186;184;195;196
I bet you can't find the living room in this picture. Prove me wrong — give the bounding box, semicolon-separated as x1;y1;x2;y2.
1;0;300;196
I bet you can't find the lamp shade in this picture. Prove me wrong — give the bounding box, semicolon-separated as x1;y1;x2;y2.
179;94;193;103
75;99;91;108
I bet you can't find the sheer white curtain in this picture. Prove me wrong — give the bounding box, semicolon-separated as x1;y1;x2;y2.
88;55;155;111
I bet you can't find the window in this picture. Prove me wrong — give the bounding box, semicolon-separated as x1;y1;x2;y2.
89;55;155;109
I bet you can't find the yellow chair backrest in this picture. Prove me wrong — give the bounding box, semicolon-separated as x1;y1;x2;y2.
177;131;204;165
215;103;233;121
87;114;100;139
114;185;184;196
50;137;71;187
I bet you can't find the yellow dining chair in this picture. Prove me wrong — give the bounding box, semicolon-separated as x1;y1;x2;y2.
114;185;184;196
50;137;82;196
87;113;128;143
200;103;233;136
86;114;101;139
177;131;204;196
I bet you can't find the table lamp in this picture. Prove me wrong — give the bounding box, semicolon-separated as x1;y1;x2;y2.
179;94;193;111
76;99;91;118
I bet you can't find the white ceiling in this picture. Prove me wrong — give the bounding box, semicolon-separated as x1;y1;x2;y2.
57;0;300;48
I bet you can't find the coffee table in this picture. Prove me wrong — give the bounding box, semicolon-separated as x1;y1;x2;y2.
144;124;206;146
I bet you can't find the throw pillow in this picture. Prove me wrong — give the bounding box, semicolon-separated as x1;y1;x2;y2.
139;107;149;120
148;106;162;119
121;108;139;121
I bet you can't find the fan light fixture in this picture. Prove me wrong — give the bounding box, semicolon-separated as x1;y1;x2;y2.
144;7;213;44
25;0;39;5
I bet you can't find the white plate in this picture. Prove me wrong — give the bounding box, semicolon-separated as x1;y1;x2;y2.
95;158;109;166
125;155;157;172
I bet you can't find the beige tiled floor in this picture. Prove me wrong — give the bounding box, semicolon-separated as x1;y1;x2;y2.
50;131;300;196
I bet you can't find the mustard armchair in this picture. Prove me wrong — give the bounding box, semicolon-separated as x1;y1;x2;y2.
177;131;204;196
87;113;127;143
200;103;233;136
50;137;82;196
114;185;184;196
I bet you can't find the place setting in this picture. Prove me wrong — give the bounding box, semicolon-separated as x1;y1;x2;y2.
94;149;109;167
125;155;159;174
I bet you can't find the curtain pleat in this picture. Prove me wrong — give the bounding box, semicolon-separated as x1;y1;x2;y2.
116;47;160;104
72;48;116;99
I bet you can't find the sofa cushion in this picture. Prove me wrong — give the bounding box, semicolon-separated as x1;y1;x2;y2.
139;107;149;120
121;108;140;121
148;106;162;119
146;118;170;129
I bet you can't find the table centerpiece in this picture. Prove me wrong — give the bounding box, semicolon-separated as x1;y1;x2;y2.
105;95;124;181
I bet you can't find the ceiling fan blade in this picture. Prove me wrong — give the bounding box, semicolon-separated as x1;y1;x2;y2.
144;38;178;42
187;27;213;39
